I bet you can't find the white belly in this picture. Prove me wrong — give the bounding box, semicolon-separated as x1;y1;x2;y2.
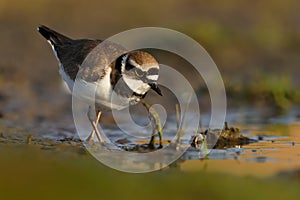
59;65;141;111
71;70;133;111
73;79;131;111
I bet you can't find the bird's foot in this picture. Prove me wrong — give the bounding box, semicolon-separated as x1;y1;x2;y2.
85;130;95;144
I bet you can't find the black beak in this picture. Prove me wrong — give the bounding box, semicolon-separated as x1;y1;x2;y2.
149;83;162;96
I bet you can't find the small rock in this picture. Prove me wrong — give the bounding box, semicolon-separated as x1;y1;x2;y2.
258;136;264;140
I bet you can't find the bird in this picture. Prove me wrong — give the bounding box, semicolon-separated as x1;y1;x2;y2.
37;25;162;142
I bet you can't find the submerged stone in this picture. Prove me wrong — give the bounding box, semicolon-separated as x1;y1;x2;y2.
191;122;257;149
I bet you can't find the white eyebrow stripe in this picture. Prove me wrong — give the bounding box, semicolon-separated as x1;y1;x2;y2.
128;59;139;67
128;58;159;72
147;75;159;80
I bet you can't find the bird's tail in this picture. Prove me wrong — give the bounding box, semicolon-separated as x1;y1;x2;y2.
37;25;72;46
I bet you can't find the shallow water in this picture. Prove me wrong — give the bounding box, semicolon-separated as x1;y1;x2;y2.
178;107;300;176
180;129;300;176
1;107;300;176
1;107;300;199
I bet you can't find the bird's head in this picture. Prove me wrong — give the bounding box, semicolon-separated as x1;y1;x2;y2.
120;51;162;96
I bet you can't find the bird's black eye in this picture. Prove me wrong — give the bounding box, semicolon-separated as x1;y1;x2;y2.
135;68;144;77
147;68;159;75
125;63;135;71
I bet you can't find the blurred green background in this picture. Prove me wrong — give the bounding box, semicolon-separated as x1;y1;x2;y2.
1;0;300;124
1;1;300;199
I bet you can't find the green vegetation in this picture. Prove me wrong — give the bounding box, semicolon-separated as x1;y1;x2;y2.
1;1;300;199
1;0;300;119
1;145;300;200
225;74;300;111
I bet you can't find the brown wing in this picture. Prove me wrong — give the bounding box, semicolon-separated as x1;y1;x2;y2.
38;25;128;83
56;39;102;80
76;40;127;82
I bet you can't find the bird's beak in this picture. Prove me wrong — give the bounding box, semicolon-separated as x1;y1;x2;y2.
149;83;162;96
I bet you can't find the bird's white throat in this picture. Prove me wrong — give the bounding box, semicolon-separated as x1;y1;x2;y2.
123;74;150;95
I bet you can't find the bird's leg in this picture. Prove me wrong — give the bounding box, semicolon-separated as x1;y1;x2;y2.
141;100;163;149
86;106;103;142
93;111;102;142
86;130;95;141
